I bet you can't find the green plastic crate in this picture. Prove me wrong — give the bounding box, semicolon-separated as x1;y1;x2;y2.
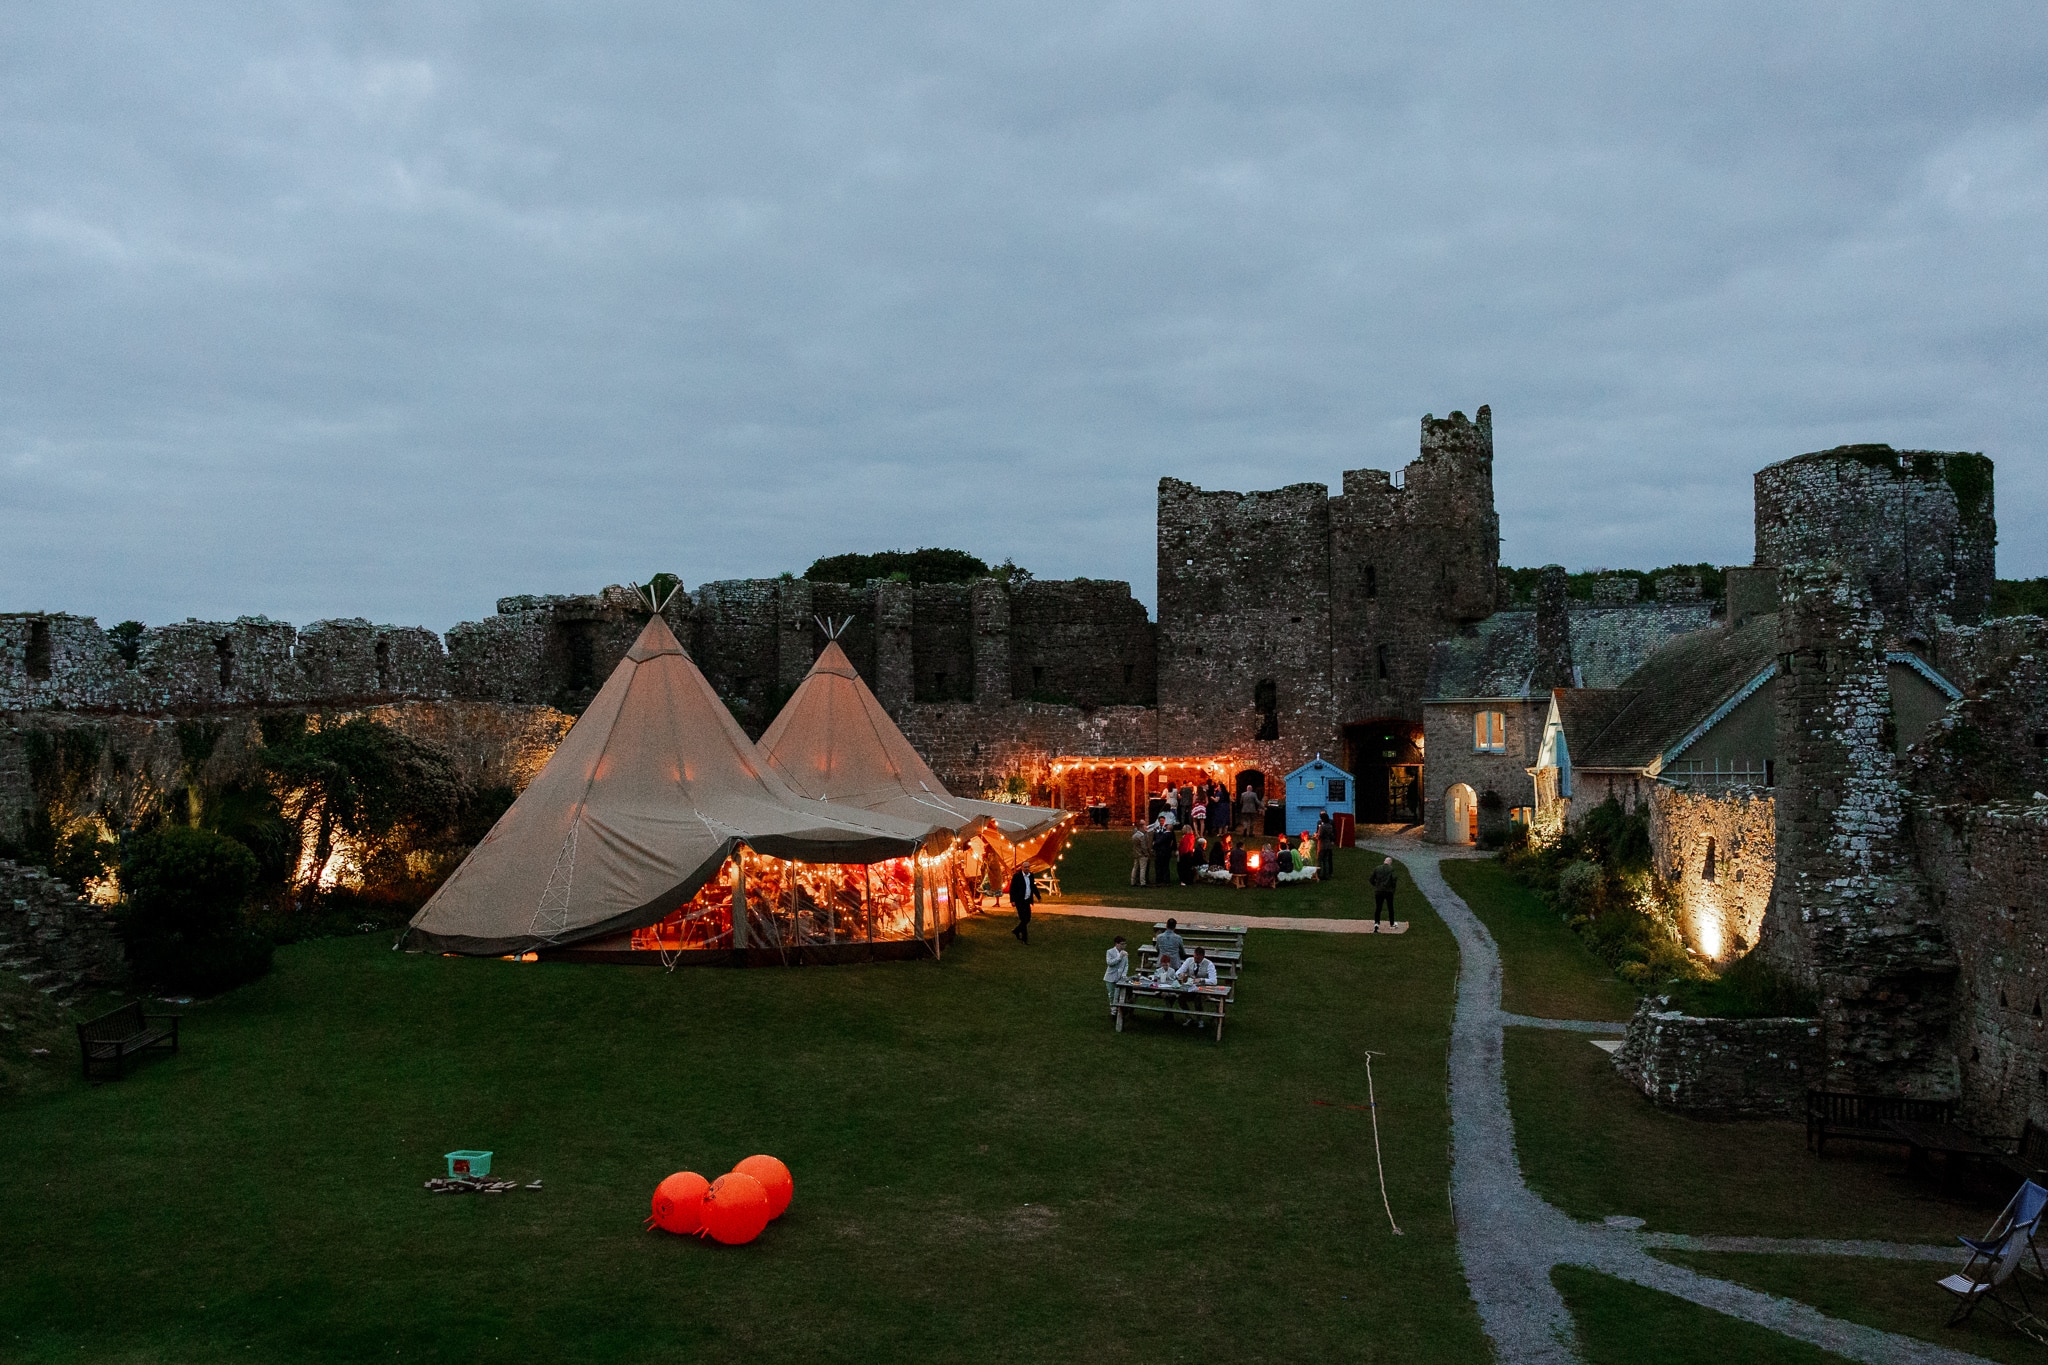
445;1150;492;1178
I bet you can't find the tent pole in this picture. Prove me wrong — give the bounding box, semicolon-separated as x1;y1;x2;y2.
733;849;749;955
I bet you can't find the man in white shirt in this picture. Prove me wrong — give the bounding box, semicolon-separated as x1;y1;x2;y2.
1174;946;1219;1026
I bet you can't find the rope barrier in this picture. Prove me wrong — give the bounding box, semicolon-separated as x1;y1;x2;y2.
1362;1050;1403;1236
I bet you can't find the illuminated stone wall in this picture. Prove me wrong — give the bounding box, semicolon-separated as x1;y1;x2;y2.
1648;785;1775;962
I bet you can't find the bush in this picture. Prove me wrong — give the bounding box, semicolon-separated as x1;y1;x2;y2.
1666;952;1818;1019
1556;860;1602;913
118;827;271;994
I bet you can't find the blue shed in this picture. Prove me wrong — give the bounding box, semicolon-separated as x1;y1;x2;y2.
1283;756;1354;836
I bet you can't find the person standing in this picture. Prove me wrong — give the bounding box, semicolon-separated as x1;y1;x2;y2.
1154;918;1185;970
1130;821;1153;887
1104;935;1130;1016
1238;782;1263;839
1316;811;1336;880
1009;863;1037;942
1152;818;1175;887
1369;856;1398;931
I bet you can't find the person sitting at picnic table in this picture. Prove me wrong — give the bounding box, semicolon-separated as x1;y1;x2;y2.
1174;946;1219;1026
1154;918;1185;969
1104;935;1129;1016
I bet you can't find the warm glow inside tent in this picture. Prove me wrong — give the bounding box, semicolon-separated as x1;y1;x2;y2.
756;639;1073;893
407;615;965;962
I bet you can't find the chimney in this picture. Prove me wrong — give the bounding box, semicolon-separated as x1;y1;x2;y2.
1530;565;1574;693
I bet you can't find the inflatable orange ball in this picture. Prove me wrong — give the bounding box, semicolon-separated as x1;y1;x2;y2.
700;1171;771;1245
732;1155;793;1219
650;1171;710;1235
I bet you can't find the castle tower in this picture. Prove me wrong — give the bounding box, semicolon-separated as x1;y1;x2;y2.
1754;445;1995;644
1763;560;1957;1097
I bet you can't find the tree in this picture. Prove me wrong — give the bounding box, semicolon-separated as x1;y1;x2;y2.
804;548;993;585
263;718;459;887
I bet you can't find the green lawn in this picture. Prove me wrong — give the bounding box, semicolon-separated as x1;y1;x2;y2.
0;911;1486;1364
1552;1266;1852;1365
1505;1029;1976;1242
1437;858;1635;1021
1052;830;1417;921
1653;1251;2043;1365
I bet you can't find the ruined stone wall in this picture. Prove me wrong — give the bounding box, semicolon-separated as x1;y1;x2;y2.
1916;802;2048;1136
0;860;124;1002
1328;408;1500;728
911;583;975;704
1156;478;1333;770
1649;785;1775;963
1935;616;2048;700
1763;562;1957;1097
1754;446;1996;639
895;702;1160;796
1009;580;1155;706
1613;998;1823;1118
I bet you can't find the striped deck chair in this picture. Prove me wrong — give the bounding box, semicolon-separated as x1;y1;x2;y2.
1940;1180;2048;1340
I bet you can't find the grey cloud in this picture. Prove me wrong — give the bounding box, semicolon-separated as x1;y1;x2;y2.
3;1;2044;630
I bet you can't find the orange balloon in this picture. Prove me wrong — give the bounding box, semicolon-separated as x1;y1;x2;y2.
650;1171;710;1235
700;1171;770;1245
732;1155;793;1219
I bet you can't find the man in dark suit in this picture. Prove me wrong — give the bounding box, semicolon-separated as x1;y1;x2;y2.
1009;864;1037;943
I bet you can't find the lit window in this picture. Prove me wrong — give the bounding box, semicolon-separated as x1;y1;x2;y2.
1474;711;1506;753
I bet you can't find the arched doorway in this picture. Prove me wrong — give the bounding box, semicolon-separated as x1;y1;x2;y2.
1342;719;1423;824
1445;784;1477;845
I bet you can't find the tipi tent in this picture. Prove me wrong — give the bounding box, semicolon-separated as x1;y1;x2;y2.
757;640;1072;886
408;615;957;958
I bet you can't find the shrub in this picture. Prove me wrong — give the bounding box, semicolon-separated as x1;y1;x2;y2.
1667;952;1819;1019
118;826;271;994
1556;860;1602;913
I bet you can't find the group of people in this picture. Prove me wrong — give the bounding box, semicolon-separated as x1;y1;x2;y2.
1130;805;1338;888
1102;919;1219;1025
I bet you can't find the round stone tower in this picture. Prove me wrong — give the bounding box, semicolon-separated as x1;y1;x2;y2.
1753;444;1995;640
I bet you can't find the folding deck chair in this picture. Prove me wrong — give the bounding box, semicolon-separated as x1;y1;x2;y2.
1939;1180;2048;1341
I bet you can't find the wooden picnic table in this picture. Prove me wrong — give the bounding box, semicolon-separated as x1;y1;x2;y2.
1887;1118;2013;1184
1114;980;1232;1042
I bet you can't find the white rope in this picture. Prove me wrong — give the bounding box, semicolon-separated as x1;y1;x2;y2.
1363;1050;1403;1236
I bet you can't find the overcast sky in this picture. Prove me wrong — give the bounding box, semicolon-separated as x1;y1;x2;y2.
5;2;2045;630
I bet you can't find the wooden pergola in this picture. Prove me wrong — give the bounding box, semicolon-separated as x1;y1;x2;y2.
1044;754;1259;826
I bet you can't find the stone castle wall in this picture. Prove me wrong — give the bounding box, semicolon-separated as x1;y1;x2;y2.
1612;998;1823;1118
0;860;124;1002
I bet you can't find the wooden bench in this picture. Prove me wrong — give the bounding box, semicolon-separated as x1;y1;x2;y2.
1136;945;1241;983
77;1002;179;1082
1998;1120;2048;1185
1151;923;1248;953
1114;982;1234;1042
1806;1089;1956;1156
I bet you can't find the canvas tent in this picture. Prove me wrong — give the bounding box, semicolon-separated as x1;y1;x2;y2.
407;615;959;959
757;640;1073;886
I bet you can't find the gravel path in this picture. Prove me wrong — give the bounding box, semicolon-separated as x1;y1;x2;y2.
1365;838;1994;1365
1502;1013;1630;1033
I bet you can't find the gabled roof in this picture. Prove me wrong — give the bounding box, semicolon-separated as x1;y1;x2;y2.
759;640;1070;847
409;616;952;956
1569;613;1782;770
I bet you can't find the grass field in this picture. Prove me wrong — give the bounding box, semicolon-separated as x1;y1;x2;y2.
1052;830;1404;920
1552;1266;1852;1364
1435;859;1635;1021
0;899;1485;1364
1653;1250;2044;1365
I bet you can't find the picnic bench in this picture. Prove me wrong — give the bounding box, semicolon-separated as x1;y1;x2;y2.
77;1001;179;1082
1889;1118;2014;1187
1113;981;1233;1042
1136;943;1241;982
1150;923;1247;953
1806;1090;1957;1156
